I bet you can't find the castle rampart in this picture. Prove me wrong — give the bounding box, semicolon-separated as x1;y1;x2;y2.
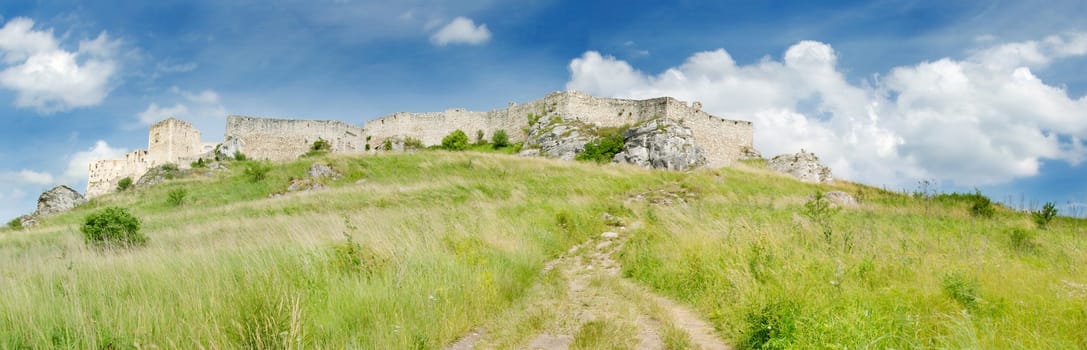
362;91;753;167
148;118;202;165
220;116;366;161
87;150;152;198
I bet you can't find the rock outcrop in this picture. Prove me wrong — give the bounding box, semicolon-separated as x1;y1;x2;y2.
768;150;832;183
824;191;858;208
34;185;86;216
612;119;706;171
286;163;341;193
520;116;591;161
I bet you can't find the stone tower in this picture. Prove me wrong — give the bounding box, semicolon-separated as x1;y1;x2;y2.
148;118;202;166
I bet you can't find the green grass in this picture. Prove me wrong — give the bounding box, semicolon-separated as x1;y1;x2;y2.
1;151;1084;348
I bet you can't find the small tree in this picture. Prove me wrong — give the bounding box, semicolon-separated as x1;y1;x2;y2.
81;207;145;247
475;130;485;145
191;158;207;168
492;129;510;149
441;130;469;151
116;177;133;191
1033;202;1058;229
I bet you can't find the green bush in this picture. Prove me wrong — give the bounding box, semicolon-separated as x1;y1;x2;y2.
404;137;423;150
575;133;625;163
81;207;145;247
311;138;332;152
382;140;393;151
1009;228;1037;252
1033;202;1058;229
243;162;272;183
166;188;188;206
161;163;179;172
365;144;371;151
803;191;839;243
441;130;469;151
491;129;510;149
741;300;799;350
942;273;980;311
233;151;247;161
190;158;207;168
116;177;133;191
6;217;22;230
969;189;995;218
329;234;389;276
475;129;485;145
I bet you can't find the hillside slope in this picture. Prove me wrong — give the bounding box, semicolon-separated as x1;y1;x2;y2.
1;152;1084;349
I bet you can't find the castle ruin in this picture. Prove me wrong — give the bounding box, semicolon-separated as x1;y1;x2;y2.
86;91;754;198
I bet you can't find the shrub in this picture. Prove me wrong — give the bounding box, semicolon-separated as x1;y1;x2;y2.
311;138;332;152
969;189;995;218
475;129;485;145
81;207;145;247
1033;202;1058;229
6;217;21;230
941;273;980;311
233;151;247;161
365;144;371;151
404;137;423;150
243;162;272;183
166;188;188;206
803;191;839;242
741;300;799;350
330;234;389;276
575;133;624;163
116;177;133;191
441;130;469;151
527;113;542;126
1009;228;1037;252
161;163;179;172
382;139;393;151
190;158;207;168
491;129;510;149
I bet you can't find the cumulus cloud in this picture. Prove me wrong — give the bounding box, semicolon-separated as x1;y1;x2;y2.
0;169;55;186
136;86;228;136
0;17;120;113
566;33;1087;187
430;16;491;46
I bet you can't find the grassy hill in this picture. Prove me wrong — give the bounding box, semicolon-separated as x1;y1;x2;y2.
1;151;1084;349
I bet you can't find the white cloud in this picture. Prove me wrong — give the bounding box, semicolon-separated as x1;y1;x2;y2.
136;86;228;136
430;16;491;46
566;33;1087;187
16;170;53;185
0;17;120;113
62;140;127;188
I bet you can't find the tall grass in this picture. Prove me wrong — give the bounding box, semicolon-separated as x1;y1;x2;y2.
1;151;1083;348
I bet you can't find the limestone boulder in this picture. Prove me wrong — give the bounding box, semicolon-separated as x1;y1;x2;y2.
740;146;762;160
34;185;86;216
768;150;832;183
824;191;858;208
612;119;706;171
308;163;341;179
17;215;37;229
522;116;590;161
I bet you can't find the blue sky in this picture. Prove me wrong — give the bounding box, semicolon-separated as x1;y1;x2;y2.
1;0;1085;219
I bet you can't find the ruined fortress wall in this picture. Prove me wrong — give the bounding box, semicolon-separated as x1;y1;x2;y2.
87;150;151;198
148;119;202;166
360;91;754;167
222;116;366;161
363;102;545;148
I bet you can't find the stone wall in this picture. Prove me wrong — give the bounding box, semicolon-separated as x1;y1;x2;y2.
148;118;202;166
221;116;366;161
363;91;753;167
87;150;151;198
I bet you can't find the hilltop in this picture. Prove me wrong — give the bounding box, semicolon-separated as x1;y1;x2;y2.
1;151;1085;349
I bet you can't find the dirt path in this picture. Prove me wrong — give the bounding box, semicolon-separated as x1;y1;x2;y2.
445;220;731;350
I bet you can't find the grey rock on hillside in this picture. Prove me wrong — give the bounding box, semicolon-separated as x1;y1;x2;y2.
768;150;833;183
612;119;706;171
521;116;591;161
35;185;86;216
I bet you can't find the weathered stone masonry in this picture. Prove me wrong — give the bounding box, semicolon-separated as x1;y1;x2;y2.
87;91;754;198
363;91;753;168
